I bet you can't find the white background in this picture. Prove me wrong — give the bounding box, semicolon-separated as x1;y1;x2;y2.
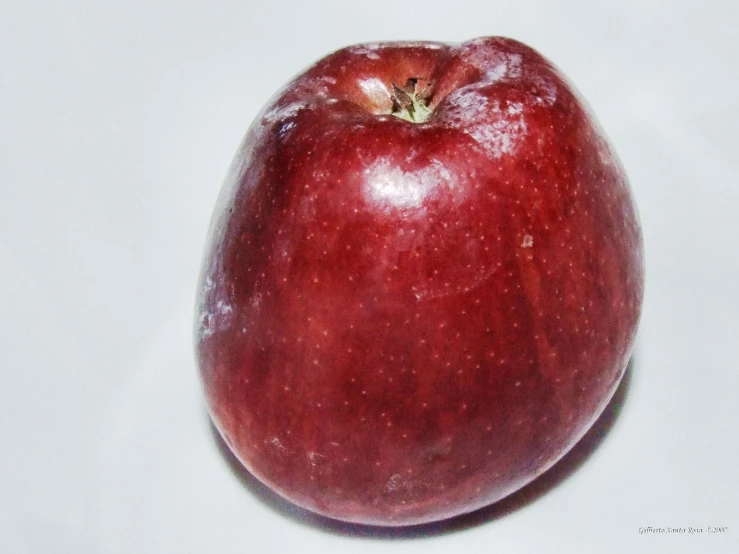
1;0;738;552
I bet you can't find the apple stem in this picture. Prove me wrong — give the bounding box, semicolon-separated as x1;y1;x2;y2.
390;78;433;123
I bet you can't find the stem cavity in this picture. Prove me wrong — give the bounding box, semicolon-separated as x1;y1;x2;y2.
390;78;434;123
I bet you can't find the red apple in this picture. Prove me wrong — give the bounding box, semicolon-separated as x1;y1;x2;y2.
195;36;644;526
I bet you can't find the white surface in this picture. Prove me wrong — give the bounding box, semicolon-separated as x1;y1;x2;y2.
1;1;737;552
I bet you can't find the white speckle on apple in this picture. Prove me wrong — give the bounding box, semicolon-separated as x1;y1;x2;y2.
349;41;442;56
197;291;235;340
201;275;214;295
198;312;214;338
307;451;325;467
262;102;305;125
385;473;406;492
461;40;522;81
507;102;524;115
470;104;527;158
268;437;287;454
348;45;381;60
442;89;528;159
531;75;558;106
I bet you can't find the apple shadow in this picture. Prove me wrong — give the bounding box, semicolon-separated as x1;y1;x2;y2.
207;354;635;539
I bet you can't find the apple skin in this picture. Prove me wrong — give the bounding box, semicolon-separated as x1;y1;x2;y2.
195;36;644;526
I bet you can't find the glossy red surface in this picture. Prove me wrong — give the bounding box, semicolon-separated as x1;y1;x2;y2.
195;37;643;526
